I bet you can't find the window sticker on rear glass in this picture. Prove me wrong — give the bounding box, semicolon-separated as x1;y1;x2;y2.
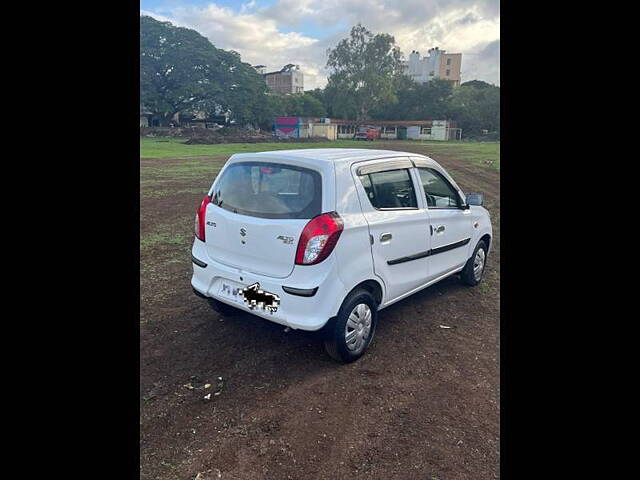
240;283;280;313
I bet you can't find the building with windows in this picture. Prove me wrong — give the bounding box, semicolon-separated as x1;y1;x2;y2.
258;64;304;94
334;119;461;141
402;47;462;87
272;117;461;141
273;117;336;140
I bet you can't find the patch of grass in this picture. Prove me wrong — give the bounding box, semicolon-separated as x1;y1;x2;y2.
140;137;499;170
140;159;227;188
421;142;500;170
141;187;210;199
140;230;190;252
140;224;194;312
140;137;371;158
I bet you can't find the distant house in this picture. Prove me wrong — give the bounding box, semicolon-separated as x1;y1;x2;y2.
178;110;229;128
272;117;460;141
334;119;461;141
273;117;337;140
139;107;178;128
260;64;304;95
401;47;462;87
140;108;152;127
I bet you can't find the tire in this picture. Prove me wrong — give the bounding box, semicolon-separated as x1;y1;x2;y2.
208;298;240;317
461;240;488;286
323;288;378;363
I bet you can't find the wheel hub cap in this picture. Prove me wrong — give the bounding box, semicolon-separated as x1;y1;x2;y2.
345;303;372;353
473;249;485;281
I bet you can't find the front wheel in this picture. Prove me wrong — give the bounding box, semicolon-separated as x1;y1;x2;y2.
323;289;378;363
460;240;488;286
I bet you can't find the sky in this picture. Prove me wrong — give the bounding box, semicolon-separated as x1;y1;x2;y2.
140;0;500;90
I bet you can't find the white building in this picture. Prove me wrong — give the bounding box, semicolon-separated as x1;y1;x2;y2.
406;121;460;141
403;47;462;87
333;120;461;141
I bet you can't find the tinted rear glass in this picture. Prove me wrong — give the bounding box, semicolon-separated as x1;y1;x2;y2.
211;162;322;219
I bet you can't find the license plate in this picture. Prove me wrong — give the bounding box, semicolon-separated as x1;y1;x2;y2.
217;280;281;314
218;280;245;304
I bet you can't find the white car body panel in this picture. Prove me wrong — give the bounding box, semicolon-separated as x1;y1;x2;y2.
191;149;492;330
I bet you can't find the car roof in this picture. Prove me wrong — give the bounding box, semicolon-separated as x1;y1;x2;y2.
230;148;432;166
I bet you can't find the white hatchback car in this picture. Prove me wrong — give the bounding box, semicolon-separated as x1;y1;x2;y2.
191;149;492;362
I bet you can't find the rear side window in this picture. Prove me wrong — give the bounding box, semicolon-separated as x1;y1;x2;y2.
360;169;418;209
212;162;322;219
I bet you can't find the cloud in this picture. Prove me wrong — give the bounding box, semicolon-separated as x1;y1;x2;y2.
141;0;500;88
239;1;257;14
461;39;500;85
143;3;330;89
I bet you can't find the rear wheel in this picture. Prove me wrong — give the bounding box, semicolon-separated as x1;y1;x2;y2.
461;240;488;286
323;289;378;363
208;298;240;317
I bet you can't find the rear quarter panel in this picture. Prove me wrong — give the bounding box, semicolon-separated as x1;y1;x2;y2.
333;159;386;304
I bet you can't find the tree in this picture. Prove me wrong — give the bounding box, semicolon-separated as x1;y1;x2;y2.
370;77;454;121
413;78;455;119
323;81;359;119
140;16;268;125
265;93;326;118
222;50;271;126
449;83;500;136
326;24;403;120
300;94;326;117
305;88;326;104
460;80;495;89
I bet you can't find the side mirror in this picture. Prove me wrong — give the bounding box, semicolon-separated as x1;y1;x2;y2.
466;192;484;206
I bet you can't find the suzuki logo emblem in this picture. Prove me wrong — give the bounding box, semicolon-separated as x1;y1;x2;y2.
240;228;247;237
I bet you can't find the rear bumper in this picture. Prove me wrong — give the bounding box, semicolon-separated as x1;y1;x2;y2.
191;239;348;331
192;286;208;299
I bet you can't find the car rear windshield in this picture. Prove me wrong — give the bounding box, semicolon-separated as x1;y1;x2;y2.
211;161;322;219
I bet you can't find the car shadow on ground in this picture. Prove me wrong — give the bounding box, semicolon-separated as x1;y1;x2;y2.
180;273;468;374
140;270;478;414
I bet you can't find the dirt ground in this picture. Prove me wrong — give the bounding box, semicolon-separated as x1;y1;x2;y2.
140;143;500;479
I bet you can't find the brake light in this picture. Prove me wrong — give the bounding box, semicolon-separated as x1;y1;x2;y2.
195;195;211;241
295;212;344;265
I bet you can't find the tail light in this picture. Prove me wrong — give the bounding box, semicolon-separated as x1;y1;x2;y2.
194;195;211;241
295;212;344;265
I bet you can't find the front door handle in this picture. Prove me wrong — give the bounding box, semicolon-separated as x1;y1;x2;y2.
434;225;445;234
380;232;392;243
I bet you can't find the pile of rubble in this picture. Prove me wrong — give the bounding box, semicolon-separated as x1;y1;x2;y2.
184;127;272;144
140;126;332;144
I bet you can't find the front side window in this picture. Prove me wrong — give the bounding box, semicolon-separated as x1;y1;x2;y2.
417;168;461;208
212;162;322;219
360;169;418;209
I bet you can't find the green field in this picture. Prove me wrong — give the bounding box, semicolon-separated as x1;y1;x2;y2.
140;137;500;170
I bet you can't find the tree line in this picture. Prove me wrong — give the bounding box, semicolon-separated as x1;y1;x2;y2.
141;17;499;138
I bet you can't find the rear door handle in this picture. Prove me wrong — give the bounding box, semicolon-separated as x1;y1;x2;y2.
434;225;445;234
380;232;392;243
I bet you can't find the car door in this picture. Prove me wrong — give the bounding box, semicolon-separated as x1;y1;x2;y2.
415;166;473;281
351;158;432;303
